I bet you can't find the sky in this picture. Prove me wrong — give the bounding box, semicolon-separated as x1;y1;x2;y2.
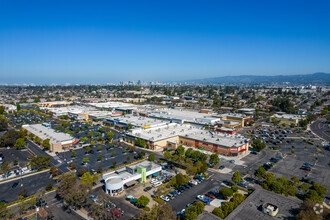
0;0;330;84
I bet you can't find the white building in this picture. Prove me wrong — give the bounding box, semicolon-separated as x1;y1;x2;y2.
102;161;162;196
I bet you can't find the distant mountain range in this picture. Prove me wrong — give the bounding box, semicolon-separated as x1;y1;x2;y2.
184;72;330;85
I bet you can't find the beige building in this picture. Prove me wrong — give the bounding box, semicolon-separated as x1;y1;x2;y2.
125;123;249;156
271;113;304;126
22;123;78;152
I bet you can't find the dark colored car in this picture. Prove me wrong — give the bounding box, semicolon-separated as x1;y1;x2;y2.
144;186;152;192
12;181;19;188
300;166;311;171
219;165;225;170
205;192;216;199
223;180;233;186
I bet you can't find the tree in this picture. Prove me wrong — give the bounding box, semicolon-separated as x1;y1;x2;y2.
164;151;172;159
296;201;322;220
136;195;150;208
148;153;155;161
85;146;91;154
230;193;245;206
97;145;102;151
221;201;235;216
184;205;198;220
209;153;220;166
46;183;53;191
69;162;76;169
78;169;86;177
212;207;224;219
138;203;177;220
254;166;266;179
175;145;185;156
0;129;24;148
231;185;238;193
194;201;205;215
14;138;26;150
219;188;234;199
71;151;77;157
80;172;94;186
35;136;42;145
251;139;266;151
232;171;241;184
29;156;51;170
270;181;283;194
50;166;60;177
304;189;323;204
311;183;328;197
175;173;184;188
97;154;103;161
87;131;94;138
185;148;193;158
111;151;116;157
106;132;114;141
82;157;89;164
42;138;50;150
0;161;11;177
112;161;117;168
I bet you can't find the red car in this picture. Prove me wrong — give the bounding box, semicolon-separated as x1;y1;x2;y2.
205;193;216;199
110;209;121;218
300;166;311;171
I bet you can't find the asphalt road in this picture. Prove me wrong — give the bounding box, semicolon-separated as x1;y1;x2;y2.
0;171;56;203
26;139;69;173
310;117;330;142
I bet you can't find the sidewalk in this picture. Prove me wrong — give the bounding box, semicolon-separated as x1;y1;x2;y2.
0;168;50;185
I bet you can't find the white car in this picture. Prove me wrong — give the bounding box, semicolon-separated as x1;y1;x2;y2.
150;179;158;184
160;195;170;202
153;182;162;187
189;180;198;185
196;195;204;200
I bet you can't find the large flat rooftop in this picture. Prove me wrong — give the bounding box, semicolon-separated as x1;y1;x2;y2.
148;108;220;125
88;102;136;109
108;115;167;127
22;124;75;144
129;123;248;148
225;189;302;220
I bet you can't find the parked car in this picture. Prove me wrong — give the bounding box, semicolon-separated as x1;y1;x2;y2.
219;165;225;170
189;180;198;185
144;186;152;192
223;180;233;186
160;195;170;202
205;192;216;199
238;182;248;188
150;179;158;184
300;166;311;171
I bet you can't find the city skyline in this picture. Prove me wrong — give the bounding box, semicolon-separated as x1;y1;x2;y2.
1;0;330;84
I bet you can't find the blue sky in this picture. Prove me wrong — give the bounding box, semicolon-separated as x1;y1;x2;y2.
0;0;330;84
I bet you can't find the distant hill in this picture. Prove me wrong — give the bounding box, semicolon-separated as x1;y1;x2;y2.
185;72;330;85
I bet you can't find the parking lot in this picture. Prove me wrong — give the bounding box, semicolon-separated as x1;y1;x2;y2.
167;175;225;213
0;171;56;203
0;148;33;168
57;143;140;173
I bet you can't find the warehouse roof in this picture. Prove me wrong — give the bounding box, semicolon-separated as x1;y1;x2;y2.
22;124;75;144
129;123;248;148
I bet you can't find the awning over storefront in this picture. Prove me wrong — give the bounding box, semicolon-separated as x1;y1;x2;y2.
125;180;138;187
